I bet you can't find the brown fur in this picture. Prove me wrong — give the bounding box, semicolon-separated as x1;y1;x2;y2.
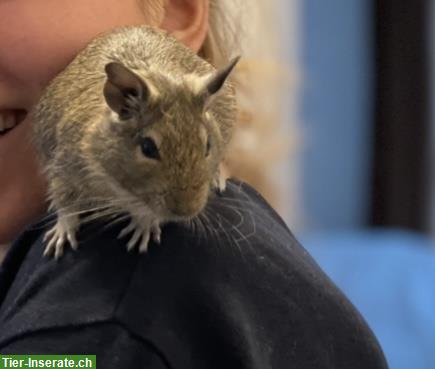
31;26;238;256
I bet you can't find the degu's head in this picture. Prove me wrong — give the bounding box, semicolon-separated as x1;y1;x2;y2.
93;58;239;221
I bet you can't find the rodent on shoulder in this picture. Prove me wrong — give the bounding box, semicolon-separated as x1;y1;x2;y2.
31;25;240;259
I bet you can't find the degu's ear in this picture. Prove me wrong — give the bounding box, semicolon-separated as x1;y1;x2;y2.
103;62;149;120
201;56;240;107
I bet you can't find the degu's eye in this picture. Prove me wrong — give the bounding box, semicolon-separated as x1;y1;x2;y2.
140;137;160;160
205;137;211;157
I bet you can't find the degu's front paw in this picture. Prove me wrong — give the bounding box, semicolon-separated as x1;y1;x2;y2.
43;219;79;259
118;218;161;253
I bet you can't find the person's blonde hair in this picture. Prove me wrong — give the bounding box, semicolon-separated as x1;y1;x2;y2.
139;0;298;213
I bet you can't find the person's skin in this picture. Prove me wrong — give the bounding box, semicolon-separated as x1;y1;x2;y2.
0;0;208;250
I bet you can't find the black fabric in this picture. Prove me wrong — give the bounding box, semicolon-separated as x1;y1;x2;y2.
0;180;388;369
1;323;169;368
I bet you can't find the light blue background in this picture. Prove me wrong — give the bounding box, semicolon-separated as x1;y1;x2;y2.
300;0;374;231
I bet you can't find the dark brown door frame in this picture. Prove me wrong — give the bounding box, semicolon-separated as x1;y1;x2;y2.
371;0;431;232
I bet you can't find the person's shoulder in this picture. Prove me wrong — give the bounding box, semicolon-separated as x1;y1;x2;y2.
0;208;142;347
113;180;388;369
0;180;388;368
0;179;294;356
0;179;294;335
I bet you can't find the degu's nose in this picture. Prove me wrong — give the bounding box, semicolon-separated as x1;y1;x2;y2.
166;187;209;218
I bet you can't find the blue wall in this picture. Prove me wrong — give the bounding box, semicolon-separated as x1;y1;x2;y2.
300;0;374;230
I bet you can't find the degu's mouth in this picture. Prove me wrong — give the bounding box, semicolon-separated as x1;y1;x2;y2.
0;109;28;136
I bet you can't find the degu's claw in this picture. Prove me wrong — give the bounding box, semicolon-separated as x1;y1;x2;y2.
151;225;162;244
54;244;64;260
213;175;226;196
43;245;53;257
122;216;161;253
138;232;151;253
67;232;78;250
43;227;56;243
153;233;161;244
126;227;143;251
42;215;79;258
118;221;135;239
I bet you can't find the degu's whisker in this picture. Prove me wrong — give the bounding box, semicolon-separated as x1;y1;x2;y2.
100;213;135;231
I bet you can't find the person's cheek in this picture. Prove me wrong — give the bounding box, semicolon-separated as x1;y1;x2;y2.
1;1;147;99
0;3;76;101
11;41;76;97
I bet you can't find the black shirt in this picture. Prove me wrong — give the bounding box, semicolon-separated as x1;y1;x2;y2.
0;180;388;369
